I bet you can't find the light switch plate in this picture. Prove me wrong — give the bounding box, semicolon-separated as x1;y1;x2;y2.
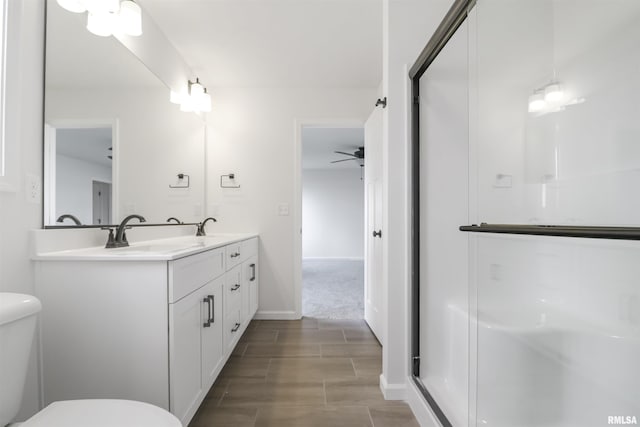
25;174;41;204
278;203;290;216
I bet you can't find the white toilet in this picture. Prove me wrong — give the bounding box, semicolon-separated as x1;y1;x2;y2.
0;293;182;427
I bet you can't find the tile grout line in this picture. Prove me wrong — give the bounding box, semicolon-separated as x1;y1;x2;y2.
367;405;376;427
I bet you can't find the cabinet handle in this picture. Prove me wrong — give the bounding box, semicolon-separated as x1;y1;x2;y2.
373;230;382;238
202;297;211;328
208;295;214;324
250;263;256;281
231;322;241;332
231;284;240;291
230;252;241;258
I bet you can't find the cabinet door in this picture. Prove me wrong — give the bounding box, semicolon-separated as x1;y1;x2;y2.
244;255;259;318
201;277;224;391
169;289;206;424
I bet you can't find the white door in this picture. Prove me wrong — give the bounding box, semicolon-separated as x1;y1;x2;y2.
364;106;384;344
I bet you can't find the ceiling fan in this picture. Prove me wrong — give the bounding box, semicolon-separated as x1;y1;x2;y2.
331;146;364;167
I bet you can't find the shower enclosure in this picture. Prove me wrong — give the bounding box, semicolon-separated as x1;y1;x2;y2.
411;1;640;426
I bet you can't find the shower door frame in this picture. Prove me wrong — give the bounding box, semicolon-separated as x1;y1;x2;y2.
408;1;474;426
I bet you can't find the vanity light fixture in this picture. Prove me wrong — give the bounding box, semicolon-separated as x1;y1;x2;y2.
57;0;142;37
544;83;564;104
528;81;567;113
528;91;546;113
171;78;212;114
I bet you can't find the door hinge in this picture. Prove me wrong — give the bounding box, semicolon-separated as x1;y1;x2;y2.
412;356;420;374
413;95;420;105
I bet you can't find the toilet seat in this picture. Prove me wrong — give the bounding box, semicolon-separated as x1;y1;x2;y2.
20;400;182;427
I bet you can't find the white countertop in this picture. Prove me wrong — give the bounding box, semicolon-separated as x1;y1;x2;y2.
33;233;258;261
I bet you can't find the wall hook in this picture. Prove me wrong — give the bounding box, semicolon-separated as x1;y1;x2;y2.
169;173;190;189
375;97;387;108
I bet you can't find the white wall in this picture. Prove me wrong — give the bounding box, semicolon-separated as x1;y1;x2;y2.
55;154;111;225
0;0;45;420
302;168;364;259
205;87;376;319
46;87;206;224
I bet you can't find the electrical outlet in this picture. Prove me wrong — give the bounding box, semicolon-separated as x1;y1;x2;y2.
25;174;41;204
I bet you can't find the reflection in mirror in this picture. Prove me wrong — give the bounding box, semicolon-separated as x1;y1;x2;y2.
44;0;206;227
54;127;113;226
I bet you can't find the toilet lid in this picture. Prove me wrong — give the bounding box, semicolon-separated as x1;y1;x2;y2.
21;400;182;427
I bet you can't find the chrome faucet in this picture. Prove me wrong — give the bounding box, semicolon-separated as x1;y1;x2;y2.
112;214;146;247
196;217;217;236
166;217;182;224
56;214;82;225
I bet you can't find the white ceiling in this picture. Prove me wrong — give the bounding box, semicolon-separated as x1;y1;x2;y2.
56;128;114;168
302;127;364;170
138;0;382;88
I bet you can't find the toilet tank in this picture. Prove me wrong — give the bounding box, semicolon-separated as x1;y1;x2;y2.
0;293;42;426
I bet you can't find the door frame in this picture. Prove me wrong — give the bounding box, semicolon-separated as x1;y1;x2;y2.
43;118;119;226
293;118;366;319
408;1;473;426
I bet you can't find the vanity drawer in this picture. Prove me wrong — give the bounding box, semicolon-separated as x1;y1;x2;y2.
240;238;258;262
224;265;242;313
169;248;225;303
225;242;242;269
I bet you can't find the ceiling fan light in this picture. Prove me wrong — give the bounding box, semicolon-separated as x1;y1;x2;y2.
118;0;142;36
56;0;87;13
87;11;116;37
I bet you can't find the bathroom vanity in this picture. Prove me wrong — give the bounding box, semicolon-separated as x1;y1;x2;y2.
34;234;259;426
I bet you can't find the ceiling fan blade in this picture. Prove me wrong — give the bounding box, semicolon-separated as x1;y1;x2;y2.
334;151;358;158
330;158;357;164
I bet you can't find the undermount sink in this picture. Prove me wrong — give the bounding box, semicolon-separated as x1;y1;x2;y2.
108;241;207;255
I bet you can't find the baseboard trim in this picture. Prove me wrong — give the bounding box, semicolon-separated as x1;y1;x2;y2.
302;257;364;261
379;374;407;401
406;377;444;427
253;310;300;320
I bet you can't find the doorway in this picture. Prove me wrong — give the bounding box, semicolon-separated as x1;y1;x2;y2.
301;126;365;319
44;122;116;226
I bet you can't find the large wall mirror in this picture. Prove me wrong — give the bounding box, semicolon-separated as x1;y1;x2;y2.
44;0;205;227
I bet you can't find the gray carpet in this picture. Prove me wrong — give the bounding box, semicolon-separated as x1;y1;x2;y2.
302;259;364;319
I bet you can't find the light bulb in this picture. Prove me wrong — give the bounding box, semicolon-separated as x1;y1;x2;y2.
118;0;142;36
544;83;564;104
199;91;212;113
170;90;184;105
85;0;120;14
180;97;195;113
56;0;87;13
87;11;116;37
190;80;205;97
528;92;546;113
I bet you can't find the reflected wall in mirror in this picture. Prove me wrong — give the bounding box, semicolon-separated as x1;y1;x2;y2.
44;0;206;227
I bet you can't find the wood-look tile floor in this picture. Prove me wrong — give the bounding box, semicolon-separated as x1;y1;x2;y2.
188;318;420;427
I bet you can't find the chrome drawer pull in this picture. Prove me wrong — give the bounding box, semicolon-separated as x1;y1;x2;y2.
231;322;241;332
231;284;240;291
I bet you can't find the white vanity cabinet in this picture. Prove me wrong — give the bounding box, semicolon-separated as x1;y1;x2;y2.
169;248;225;423
35;235;259;427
